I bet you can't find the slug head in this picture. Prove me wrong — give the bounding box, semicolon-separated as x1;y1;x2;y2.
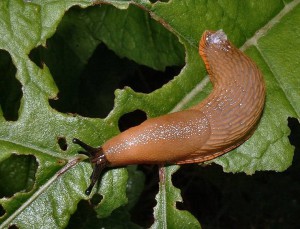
73;138;108;195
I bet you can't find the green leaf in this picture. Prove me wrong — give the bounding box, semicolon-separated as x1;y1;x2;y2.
0;0;299;228
151;165;201;229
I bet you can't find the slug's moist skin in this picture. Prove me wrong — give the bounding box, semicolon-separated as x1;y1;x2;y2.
73;30;266;195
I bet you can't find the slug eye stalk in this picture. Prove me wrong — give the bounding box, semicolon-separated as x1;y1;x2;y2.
73;138;108;195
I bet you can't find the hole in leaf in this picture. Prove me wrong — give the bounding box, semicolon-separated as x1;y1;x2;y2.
0;49;22;121
0;154;38;198
8;225;18;229
288;117;300;150
118;110;147;132
130;165;158;227
28;45;45;69
172;164;222;225
56;43;138;118
118;65;181;94
57;136;68;151
0;204;5;217
67;200;97;228
90;193;103;206
28;5;184;119
175;201;185;211
47;42;180;119
288;117;300;174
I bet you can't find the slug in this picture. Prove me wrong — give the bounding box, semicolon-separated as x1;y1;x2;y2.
73;30;265;195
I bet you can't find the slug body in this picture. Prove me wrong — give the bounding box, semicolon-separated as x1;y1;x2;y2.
73;30;265;195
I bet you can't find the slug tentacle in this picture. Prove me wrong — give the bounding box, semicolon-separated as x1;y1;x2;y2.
73;138;108;195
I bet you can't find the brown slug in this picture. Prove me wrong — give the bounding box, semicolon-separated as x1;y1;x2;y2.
73;30;265;195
